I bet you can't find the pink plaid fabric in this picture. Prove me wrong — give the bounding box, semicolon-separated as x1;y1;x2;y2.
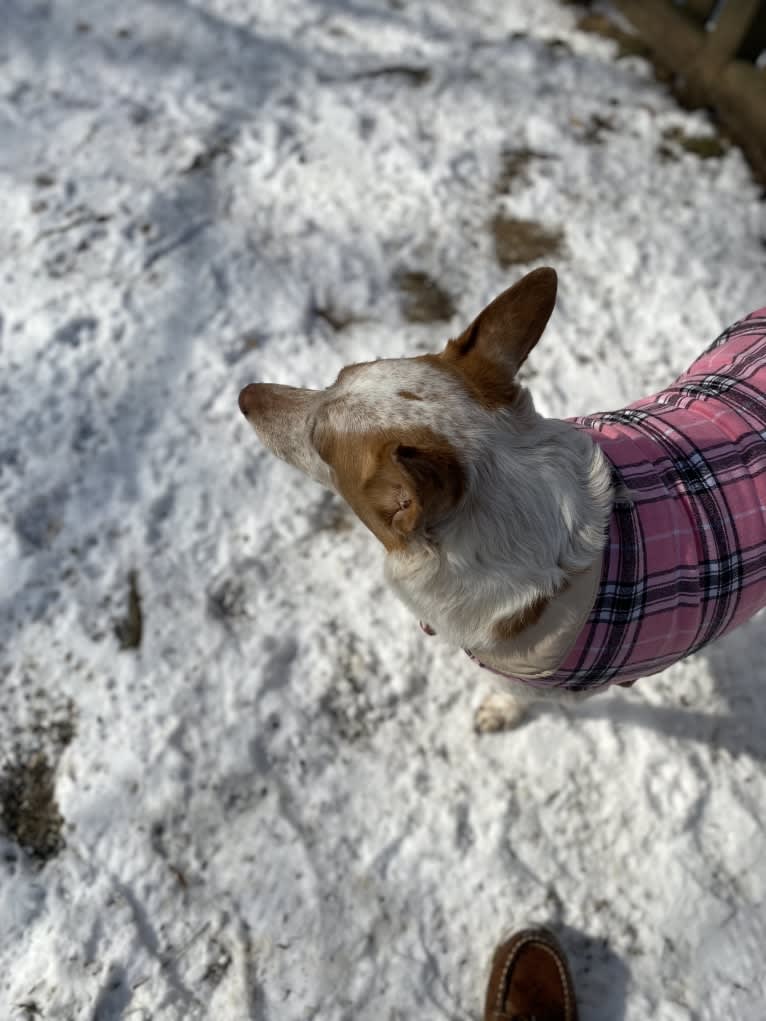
467;307;766;691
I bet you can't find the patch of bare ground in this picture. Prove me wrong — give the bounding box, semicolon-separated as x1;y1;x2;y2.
658;125;728;161
491;215;563;268
395;271;456;323
0;698;75;866
495;148;556;193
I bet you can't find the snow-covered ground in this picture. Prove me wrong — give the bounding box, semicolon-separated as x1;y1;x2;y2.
1;1;765;1018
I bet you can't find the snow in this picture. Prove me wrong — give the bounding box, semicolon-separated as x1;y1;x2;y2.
1;1;765;1018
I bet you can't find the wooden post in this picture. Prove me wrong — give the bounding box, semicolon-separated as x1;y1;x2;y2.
695;0;761;66
715;59;766;184
612;0;705;70
613;0;766;185
736;2;766;63
681;0;717;25
685;0;762;105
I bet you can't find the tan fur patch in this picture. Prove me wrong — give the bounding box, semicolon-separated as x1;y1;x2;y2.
492;574;573;642
397;389;424;401
493;594;550;641
418;350;522;411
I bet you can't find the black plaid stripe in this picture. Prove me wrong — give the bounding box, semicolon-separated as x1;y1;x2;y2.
671;450;718;494
629;412;743;647
701;316;766;355
709;377;766;433
566;480;647;691
596;408;649;426
592;434;766;490
679;374;738;399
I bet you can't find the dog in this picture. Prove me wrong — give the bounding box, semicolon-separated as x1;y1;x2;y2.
239;268;766;730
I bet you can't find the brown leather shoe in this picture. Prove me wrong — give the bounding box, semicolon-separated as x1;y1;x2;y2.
483;929;578;1021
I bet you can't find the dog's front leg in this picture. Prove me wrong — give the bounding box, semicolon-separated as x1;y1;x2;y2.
474;679;600;733
474;687;533;733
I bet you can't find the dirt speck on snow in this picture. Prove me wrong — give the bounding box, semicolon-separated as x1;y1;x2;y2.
0;752;65;865
114;569;142;650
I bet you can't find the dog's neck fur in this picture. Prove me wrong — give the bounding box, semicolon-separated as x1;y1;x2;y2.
385;390;614;655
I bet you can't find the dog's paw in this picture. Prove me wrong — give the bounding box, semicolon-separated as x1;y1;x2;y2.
473;690;528;733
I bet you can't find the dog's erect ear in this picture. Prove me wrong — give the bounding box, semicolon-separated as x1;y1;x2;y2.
445;266;557;374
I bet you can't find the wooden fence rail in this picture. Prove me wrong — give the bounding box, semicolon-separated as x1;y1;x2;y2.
610;0;766;184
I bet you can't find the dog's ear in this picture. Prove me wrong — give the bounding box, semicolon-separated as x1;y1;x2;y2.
365;450;423;538
351;435;465;546
389;441;464;537
445;266;557;374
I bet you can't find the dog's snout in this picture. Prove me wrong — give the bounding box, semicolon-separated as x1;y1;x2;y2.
238;383;262;417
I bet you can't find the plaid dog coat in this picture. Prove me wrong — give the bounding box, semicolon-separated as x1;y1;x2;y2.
466;307;766;692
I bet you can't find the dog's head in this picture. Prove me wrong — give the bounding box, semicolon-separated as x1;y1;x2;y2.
239;267;557;551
